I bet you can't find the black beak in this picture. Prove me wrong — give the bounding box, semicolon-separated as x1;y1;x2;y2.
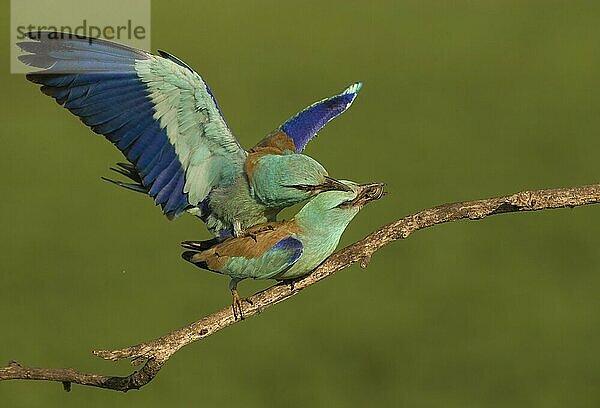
286;176;353;193
339;182;385;208
320;176;354;192
359;183;385;201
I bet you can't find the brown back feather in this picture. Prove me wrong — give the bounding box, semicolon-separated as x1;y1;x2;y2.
244;130;297;182
191;221;303;270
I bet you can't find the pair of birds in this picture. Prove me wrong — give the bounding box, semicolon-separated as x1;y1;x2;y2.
18;32;384;318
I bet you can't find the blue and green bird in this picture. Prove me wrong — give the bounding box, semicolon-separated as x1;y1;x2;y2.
17;32;362;238
182;181;385;319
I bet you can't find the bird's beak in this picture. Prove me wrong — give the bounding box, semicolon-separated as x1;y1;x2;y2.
319;176;354;193
286;176;353;193
339;182;385;208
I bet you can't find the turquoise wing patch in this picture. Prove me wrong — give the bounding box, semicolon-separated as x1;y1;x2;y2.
18;32;247;218
225;237;304;280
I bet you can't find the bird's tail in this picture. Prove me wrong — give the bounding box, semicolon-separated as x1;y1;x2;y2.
181;238;222;251
181;237;228;271
181;249;210;270
101;162;147;194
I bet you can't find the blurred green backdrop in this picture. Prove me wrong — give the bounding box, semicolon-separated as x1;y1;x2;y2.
2;1;600;407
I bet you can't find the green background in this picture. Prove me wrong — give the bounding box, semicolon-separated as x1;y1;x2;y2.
2;1;600;406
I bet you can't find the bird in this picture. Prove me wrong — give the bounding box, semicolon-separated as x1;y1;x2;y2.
17;31;362;238
181;181;385;319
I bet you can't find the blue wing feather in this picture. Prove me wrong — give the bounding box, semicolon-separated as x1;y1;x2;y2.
18;31;246;219
279;82;362;153
271;237;303;266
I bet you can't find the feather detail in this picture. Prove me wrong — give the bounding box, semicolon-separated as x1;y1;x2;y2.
18;31;247;219
253;82;362;153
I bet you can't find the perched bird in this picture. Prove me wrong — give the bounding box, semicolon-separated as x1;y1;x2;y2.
182;181;385;319
17;32;362;237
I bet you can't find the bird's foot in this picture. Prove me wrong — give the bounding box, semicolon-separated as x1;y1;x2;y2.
232;288;253;320
233;220;243;238
282;279;297;291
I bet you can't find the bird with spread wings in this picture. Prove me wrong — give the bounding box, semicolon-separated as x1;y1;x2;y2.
18;32;362;238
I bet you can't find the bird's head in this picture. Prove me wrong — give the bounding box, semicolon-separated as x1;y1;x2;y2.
250;153;351;208
294;180;385;230
301;181;385;211
334;181;386;209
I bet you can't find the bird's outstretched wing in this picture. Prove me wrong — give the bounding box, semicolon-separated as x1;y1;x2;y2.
182;221;303;280
253;82;362;153
18;32;247;219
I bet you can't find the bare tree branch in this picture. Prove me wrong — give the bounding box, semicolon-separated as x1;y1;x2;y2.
2;183;600;392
